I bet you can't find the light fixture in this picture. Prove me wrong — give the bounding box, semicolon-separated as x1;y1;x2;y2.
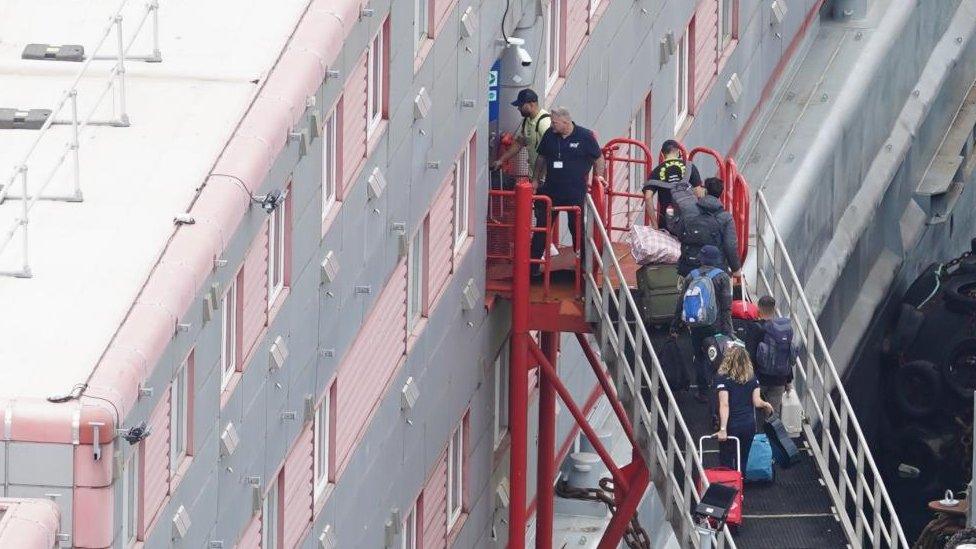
120;422;151;445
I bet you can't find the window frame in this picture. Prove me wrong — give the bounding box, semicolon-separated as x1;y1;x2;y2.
493;340;511;448
545;0;562;92
268;198;287;306
447;421;464;528
675;31;690;132
629;94;651;194
453;139;473;251
414;0;430;55
402;497;421;549
121;450;139;546
322;106;338;219
313;392;331;498
366;23;386;138
718;0;736;51
407;225;426;331
169;354;191;474
220;276;239;391
262;473;281;549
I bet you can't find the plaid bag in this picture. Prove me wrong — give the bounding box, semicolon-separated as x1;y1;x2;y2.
629;224;680;265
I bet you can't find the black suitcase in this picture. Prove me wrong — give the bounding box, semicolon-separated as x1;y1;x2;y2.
658;337;691;391
764;414;801;467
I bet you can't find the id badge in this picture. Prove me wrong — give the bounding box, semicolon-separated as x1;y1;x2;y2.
552;161;564;169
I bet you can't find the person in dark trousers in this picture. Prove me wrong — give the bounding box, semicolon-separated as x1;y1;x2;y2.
715;345;774;470
698;177;742;276
671;245;733;403
642;139;702;228
530;106;606;266
491;89;551;177
754;296;794;418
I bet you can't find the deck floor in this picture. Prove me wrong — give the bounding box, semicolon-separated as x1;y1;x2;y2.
647;330;850;548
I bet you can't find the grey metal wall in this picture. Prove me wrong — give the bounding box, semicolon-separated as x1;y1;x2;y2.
104;1;822;548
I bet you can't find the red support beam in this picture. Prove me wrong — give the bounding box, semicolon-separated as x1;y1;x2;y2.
508;180;533;549
528;339;629;493
575;333;637;447
597;460;651;549
536;332;558;549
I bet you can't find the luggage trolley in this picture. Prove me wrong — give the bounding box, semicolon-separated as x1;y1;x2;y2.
694;435;743;547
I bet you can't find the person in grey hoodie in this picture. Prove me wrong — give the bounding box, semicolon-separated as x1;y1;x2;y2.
696;177;741;276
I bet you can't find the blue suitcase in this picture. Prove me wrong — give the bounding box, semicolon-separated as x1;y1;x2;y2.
745;434;774;482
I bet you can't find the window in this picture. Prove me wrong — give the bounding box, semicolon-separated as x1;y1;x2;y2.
366;22;386;137
414;0;430;54
262;474;281;549
402;497;421;549
493;340;510;448
447;419;465;528
719;0;736;50
407;225;426;330
675;31;690;132
545;0;562;91
322;107;338;218
220;276;238;390
169;353;191;474
268;195;287;305
629;94;650;193
313;391;331;497
453;139;473;250
121;451;139;546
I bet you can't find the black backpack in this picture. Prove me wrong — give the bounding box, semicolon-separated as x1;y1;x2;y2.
679;212;722;268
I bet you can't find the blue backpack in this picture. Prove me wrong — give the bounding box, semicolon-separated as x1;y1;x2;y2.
681;268;722;327
756;317;797;378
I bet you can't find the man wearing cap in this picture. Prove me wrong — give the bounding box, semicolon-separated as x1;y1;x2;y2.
672;244;734;402
491;89;551;176
643;139;703;229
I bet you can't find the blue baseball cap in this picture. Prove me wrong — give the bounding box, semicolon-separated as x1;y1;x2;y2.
511;89;539;107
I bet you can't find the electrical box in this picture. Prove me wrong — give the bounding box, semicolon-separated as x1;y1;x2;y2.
22;43;84;62
0;109;52;130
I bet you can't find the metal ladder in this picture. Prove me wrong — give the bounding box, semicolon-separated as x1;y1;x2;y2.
580;194;736;548
754;191;909;548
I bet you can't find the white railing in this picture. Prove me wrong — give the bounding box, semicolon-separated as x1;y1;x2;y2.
0;0;161;278
754;190;909;548
582;195;736;549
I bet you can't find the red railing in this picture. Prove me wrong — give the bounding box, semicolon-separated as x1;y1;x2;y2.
602;137;653;241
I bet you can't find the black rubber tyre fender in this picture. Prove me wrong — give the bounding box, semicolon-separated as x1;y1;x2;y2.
890;304;925;355
893;424;946;496
893;360;943;419
957;255;976;275
903;263;941;307
943;339;976;400
944;275;976;314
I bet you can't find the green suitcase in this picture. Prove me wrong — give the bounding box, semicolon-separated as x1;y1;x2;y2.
636;264;682;326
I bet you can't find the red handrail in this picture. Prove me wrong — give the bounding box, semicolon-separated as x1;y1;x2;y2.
602;137;654;239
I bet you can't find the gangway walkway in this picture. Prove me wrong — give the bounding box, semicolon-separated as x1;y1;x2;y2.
486;139;908;548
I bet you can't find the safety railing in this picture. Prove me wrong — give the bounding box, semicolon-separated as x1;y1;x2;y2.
581;185;736;548
754;190;908;548
0;0;161;277
486;187;582;298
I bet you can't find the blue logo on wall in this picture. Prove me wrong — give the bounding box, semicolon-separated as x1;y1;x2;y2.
488;59;500;123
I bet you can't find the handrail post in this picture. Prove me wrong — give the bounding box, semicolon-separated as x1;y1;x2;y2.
114;15;130;126
507;180;533;549
69;90;82;201
18;166;31;278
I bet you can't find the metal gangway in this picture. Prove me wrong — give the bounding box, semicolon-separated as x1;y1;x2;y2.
570;154;908;546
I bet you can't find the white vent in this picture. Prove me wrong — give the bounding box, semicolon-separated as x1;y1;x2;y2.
659;31;676;66
414;87;432;120
269;335;289;371
725;73;743;104
401;377;420;411
219;422;239;458
367;167;386;200
461;278;479;311
171;505;191;539
460;6;476;39
252;484;262;513
310;109;323;139
771;0;788;25
318;525;337;549
304;394;315;422
320;250;339;284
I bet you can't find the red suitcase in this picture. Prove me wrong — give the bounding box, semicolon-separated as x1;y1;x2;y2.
698;436;744;527
731;300;759;320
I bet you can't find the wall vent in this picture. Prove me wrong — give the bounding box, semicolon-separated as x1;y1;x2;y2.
0;109;52;130
460;6;476;39
414;87;432;120
367;167;386;200
23;44;85;61
771;0;788;25
461;278;479;310
219;422;239;458
321;250;339;284
726;73;743;105
401;377;420;411
269;335;289;371
172;505;191;539
318;525;337;549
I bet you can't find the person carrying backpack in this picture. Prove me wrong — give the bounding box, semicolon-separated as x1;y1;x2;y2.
491;89;551;176
671;245;734;402
754;296;797;418
698;177;741;276
642;139;702;229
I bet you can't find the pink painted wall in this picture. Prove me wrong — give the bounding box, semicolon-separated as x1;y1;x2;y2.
694;0;719;106
421;451;448;548
342;55;368;193
242;224;269;358
432;0;456;35
335;262;406;472
0;498;61;548
565;0;589;66
427;180;454;307
282;424;314;548
140;394;170;538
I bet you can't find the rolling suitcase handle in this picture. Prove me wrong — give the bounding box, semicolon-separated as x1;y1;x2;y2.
698;434;741;472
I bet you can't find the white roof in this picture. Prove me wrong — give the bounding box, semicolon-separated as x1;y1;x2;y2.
0;0;309;399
